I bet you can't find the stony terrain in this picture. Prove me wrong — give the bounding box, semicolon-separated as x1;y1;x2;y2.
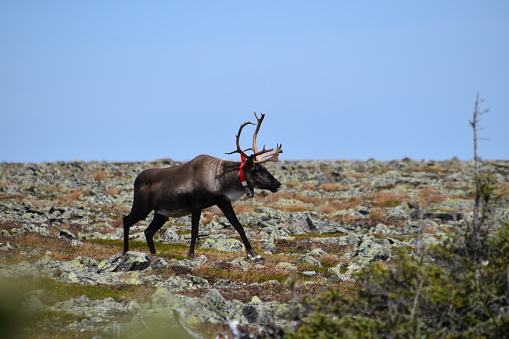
1;158;508;338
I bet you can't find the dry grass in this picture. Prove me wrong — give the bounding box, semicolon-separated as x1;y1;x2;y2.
370;191;410;208
265;192;323;205
319;182;345;192
194;262;291;287
61;189;87;204
348;172;366;179
233;203;255;215
278;202;308;212
301;182;317;191
0;233;120;264
416;187;470;207
417;187;447;206
104;187;121;195
92;170;108;181
499;182;509;199
201;207;224;225
370;207;387;219
0;180;14;188
318;196;363;214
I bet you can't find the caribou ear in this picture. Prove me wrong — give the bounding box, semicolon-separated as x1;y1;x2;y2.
244;158;255;171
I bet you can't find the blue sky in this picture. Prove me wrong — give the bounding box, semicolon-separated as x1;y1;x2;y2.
1;1;508;163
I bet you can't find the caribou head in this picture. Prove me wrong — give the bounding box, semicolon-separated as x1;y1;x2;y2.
226;112;283;197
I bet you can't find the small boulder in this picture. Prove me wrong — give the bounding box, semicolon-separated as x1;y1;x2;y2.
200;235;243;253
98;252;151;273
294;254;322;267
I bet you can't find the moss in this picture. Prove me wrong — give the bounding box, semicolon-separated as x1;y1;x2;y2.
21;310;92;338
87;239;189;257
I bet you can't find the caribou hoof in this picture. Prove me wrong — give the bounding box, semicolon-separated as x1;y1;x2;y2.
248;254;264;262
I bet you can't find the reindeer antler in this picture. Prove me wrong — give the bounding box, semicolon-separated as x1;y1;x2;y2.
251;112;283;163
226;112;283;163
225;121;255;159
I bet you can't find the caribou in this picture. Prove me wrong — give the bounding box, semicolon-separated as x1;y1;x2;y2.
123;113;283;260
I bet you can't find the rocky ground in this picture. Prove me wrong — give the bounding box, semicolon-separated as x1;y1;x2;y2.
1;158;508;338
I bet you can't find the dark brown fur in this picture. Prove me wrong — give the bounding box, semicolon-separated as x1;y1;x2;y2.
123;154;281;260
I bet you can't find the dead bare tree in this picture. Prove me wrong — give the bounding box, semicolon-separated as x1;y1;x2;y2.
468;93;492;261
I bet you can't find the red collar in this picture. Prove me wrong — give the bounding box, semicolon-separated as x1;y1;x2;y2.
239;155;254;198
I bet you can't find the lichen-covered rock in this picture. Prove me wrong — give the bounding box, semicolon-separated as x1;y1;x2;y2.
156;274;209;291
19;289;46;311
276;262;298;270
344;237;391;263
386;203;411;219
0;241;14;251
214;279;239;288
98;252;151;272
49;295;130;320
263;233;277;253
200;235;244;253
160;227;182;243
59;229;77;240
156;275;196;291
230;257;250;269
243;300;279;324
294;254;322;267
97;253;123;273
151;257;168;269
148;288;232;325
119;251;151;271
309;248;327;257
202;288;243;322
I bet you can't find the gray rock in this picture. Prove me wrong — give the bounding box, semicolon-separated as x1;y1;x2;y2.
294;254;322;267
230;257;250;270
98;252;151;273
148;288;227;325
156;275;204;291
262;234;276;253
214;279;239;288
309;248;327;257
51;295;130;321
20;289;46;311
385;203;411;219
200;235;244;253
151;257;168;269
59;229;77;240
276;262;298;270
202;288;242;322
0;229;11;238
344;237;391;263
243;300;279;324
120;252;151;271
326;273;350;283
0;241;14;251
149;288;177;309
160;228;182;243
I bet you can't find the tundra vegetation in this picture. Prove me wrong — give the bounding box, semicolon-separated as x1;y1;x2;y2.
1;105;508;339
1;156;508;338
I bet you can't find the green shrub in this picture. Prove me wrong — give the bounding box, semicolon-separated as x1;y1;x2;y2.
287;221;509;338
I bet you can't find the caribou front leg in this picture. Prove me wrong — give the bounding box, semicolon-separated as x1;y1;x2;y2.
217;201;263;261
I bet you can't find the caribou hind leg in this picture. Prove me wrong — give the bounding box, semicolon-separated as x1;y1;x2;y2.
144;212;168;255
123;211;149;254
187;210;201;258
123;188;153;254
